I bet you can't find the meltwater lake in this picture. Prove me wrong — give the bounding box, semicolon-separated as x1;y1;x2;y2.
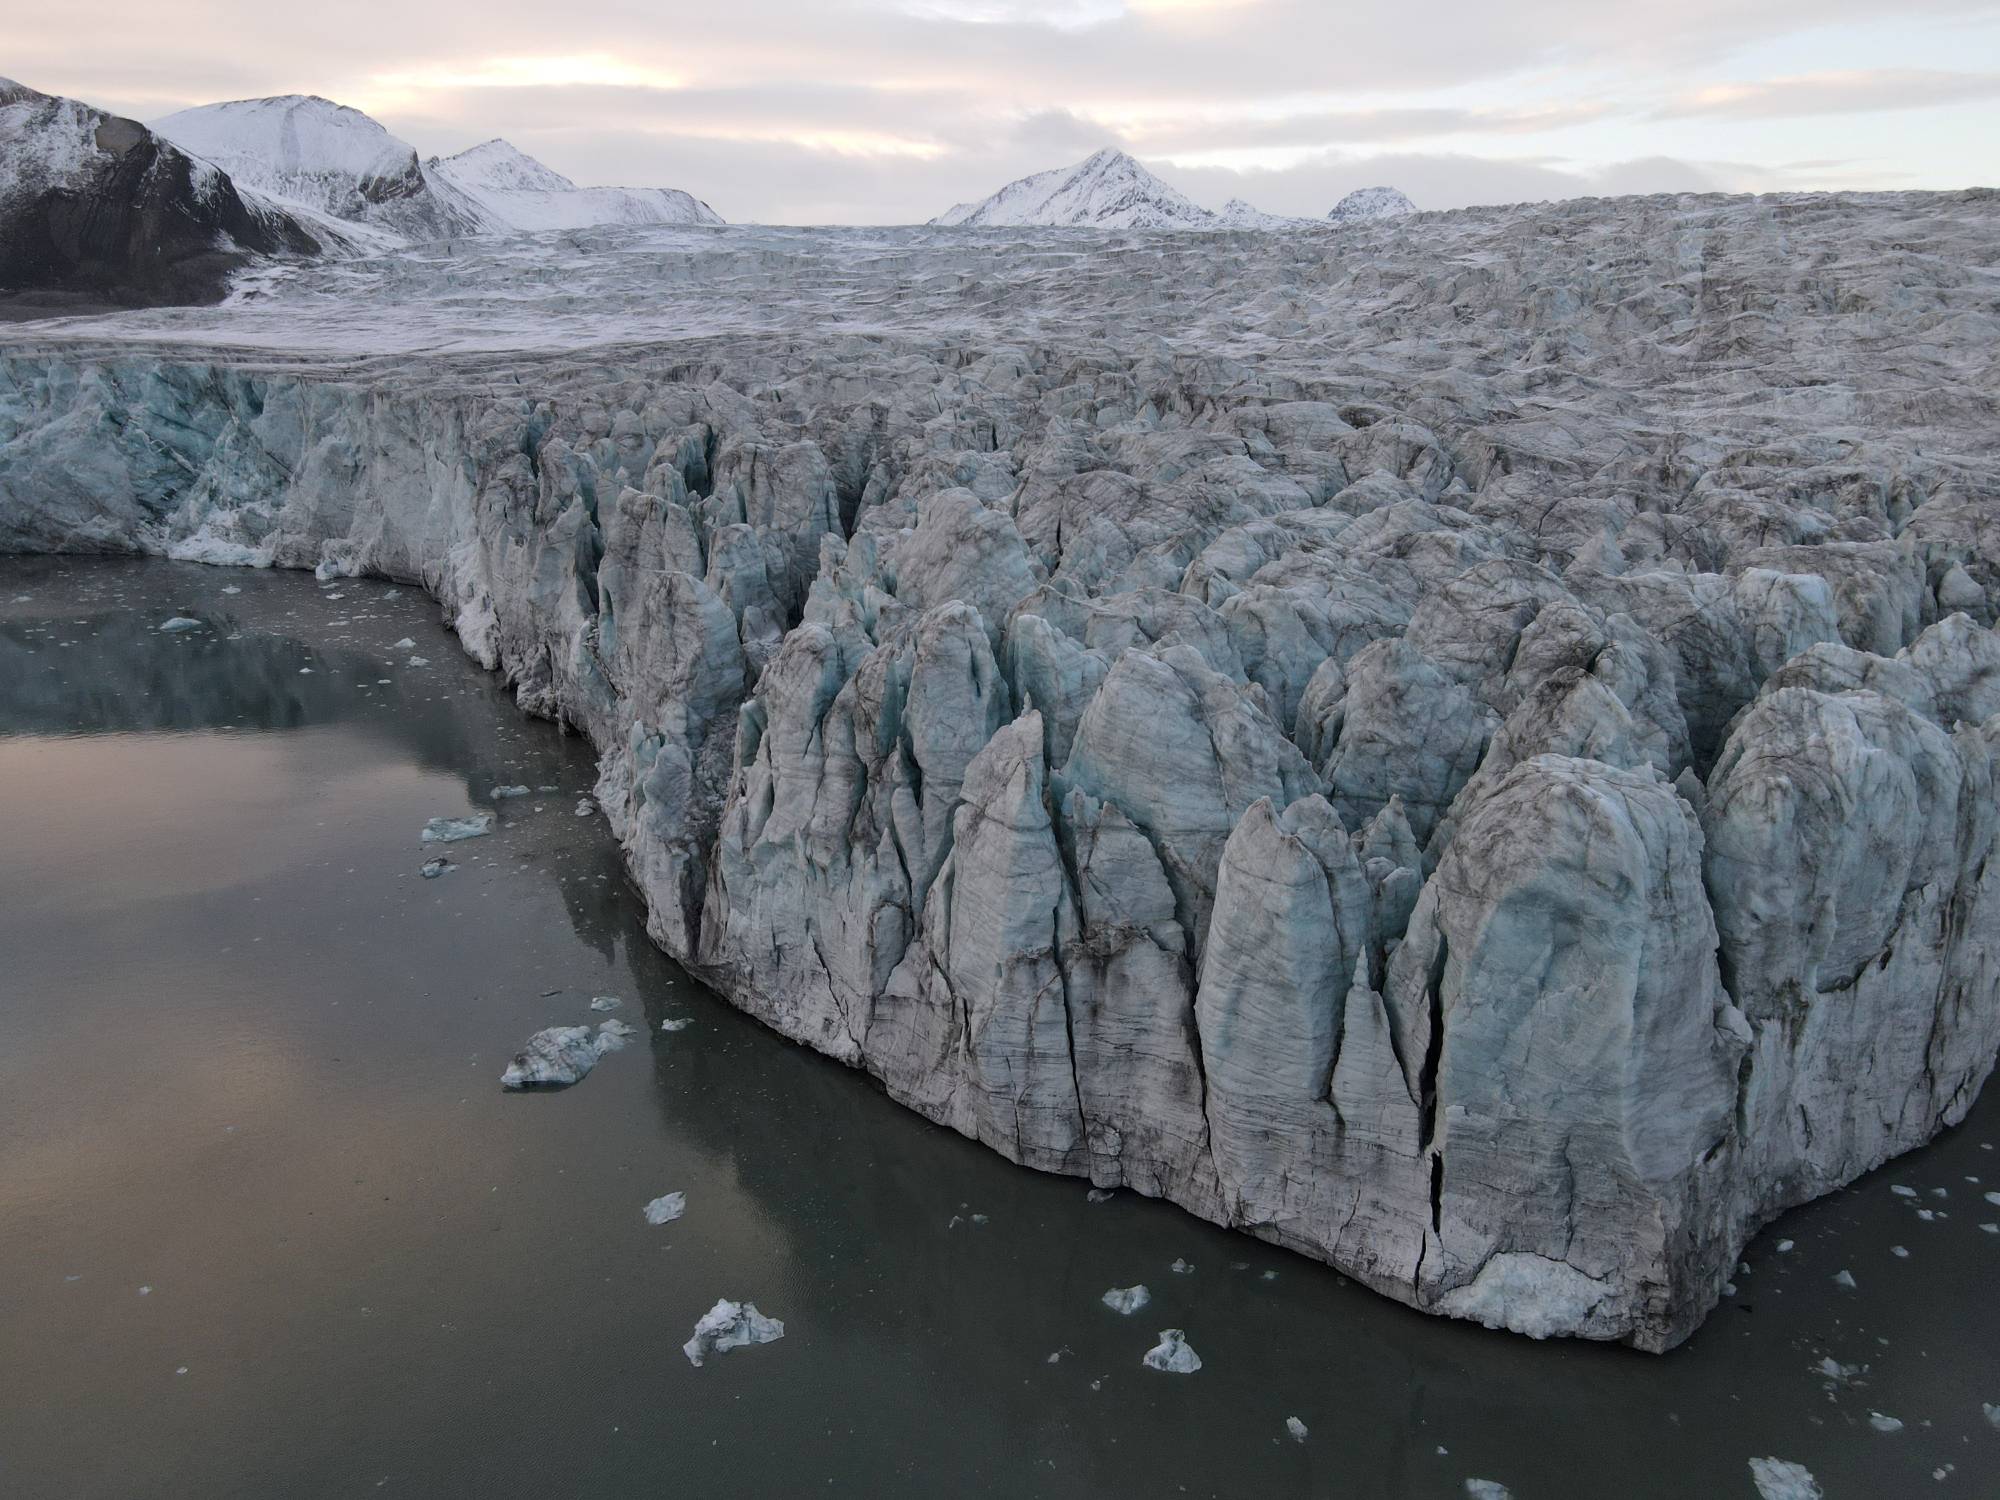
2;557;1995;1498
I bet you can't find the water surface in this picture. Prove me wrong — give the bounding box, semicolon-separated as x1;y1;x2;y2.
2;558;1995;1497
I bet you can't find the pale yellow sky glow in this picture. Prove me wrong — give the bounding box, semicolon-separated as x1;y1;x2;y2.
9;0;1997;221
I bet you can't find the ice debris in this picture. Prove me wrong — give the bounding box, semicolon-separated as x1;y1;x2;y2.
391;637;415;650
1141;1329;1201;1374
499;1020;630;1088
1867;1411;1904;1433
491;785;530;799
421;814;493;843
1101;1285;1151;1315
643;1191;686;1225
1749;1458;1823;1500
419;857;454;878
1285;1416;1308;1442
1465;1483;1512;1500
589;995;621;1012
1086;1188;1115;1203
574;798;597;817
682;1299;784;1366
1833;1270;1857;1289
158;617;203;632
1170;1258;1193;1274
660;1017;692;1032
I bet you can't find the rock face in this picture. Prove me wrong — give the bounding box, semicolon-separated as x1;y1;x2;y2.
0;79;321;310
3;190;1998;1351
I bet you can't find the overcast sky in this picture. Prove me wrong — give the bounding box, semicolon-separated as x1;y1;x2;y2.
14;0;2000;222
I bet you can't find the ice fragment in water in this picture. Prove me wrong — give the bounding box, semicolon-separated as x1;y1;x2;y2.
1985;1191;2000;1207
500;1021;630;1088
1465;1484;1512;1500
422;814;494;843
1141;1329;1201;1374
1170;1258;1193;1274
1749;1458;1821;1500
1101;1285;1150;1315
420;857;454;878
643;1191;686;1225
159;617;203;633
1983;1402;2000;1429
391;637;415;650
575;798;597;817
1086;1188;1115;1203
1832;1269;1856;1288
1285;1417;1308;1442
589;996;622;1012
682;1299;784;1366
660;1017;692;1032
1891;1185;1918;1197
1867;1412;1904;1433
491;785;531;799
407;656;429;667
220;586;241;595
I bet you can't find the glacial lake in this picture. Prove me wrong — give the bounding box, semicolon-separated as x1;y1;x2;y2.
2;556;1995;1498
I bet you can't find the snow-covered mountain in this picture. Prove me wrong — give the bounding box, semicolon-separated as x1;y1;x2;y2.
1328;186;1416;224
155;96;724;244
1214;198;1313;230
932;149;1219;230
154;95;484;243
1;78;321;308
427;140;723;231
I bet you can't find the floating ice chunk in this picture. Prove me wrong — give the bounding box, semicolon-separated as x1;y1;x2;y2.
1749;1457;1823;1500
1170;1258;1193;1274
1102;1285;1151;1315
407;656;429;667
1833;1269;1857;1289
1465;1483;1512;1500
682;1299;784;1366
422;814;494;843
1086;1188;1115;1203
159;617;204;633
660;1017;692;1032
970;1213;989;1225
644;1191;686;1225
1984;1402;2000;1429
221;585;241;595
1285;1416;1308;1442
1984;1191;2000;1207
575;798;597;817
589;996;622;1012
420;857;454;878
501;1026;601;1088
1141;1328;1201;1374
491;785;531;799
1891;1246;1909;1258
501;1020;630;1088
1982;1223;1998;1234
1868;1412;1904;1433
1777;1240;1795;1253
391;637;415;650
1891;1185;1918;1198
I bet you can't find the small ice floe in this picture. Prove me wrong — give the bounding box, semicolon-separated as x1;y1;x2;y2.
1465;1483;1512;1500
643;1191;686;1225
159;617;204;633
221;585;241;595
138;1285;152;1296
970;1213;989;1226
1101;1285;1151;1315
407;656;429;667
1891;1185;1918;1198
1982;1223;1998;1234
1285;1416;1308;1443
682;1299;784;1366
391;637;415;650
1141;1329;1201;1374
422;814;494;843
500;1021;630;1089
1867;1411;1904;1434
420;857;454;879
1984;1190;2000;1207
1833;1269;1857;1289
1777;1239;1795;1253
1983;1401;2000;1429
574;798;597;818
1749;1457;1823;1500
1086;1188;1115;1203
1891;1245;1909;1259
589;996;622;1012
491;785;531;799
1170;1258;1194;1274
660;1017;692;1032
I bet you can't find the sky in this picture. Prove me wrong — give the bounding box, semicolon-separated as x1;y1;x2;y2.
11;0;2000;223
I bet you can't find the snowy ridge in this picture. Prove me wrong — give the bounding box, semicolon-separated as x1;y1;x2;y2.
1328;186;1416;224
932;149;1219;230
427;139;724;231
1214;198;1314;231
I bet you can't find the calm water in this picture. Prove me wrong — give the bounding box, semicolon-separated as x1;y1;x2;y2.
2;557;1995;1499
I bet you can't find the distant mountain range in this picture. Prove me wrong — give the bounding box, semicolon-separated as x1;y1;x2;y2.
931;149;1417;231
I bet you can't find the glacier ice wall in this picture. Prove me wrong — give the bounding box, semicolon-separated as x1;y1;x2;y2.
4;195;1999;1349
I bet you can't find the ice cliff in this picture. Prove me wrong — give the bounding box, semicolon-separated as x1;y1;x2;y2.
3;191;1997;1350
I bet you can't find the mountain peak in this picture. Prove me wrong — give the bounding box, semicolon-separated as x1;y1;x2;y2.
1328;185;1416;224
930;148;1216;230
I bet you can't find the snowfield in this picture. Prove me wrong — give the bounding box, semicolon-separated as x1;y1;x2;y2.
3;188;1998;1351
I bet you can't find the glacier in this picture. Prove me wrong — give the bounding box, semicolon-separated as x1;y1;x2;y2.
2;189;1998;1351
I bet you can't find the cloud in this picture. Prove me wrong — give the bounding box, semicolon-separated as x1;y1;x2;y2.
1661;69;2000;120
